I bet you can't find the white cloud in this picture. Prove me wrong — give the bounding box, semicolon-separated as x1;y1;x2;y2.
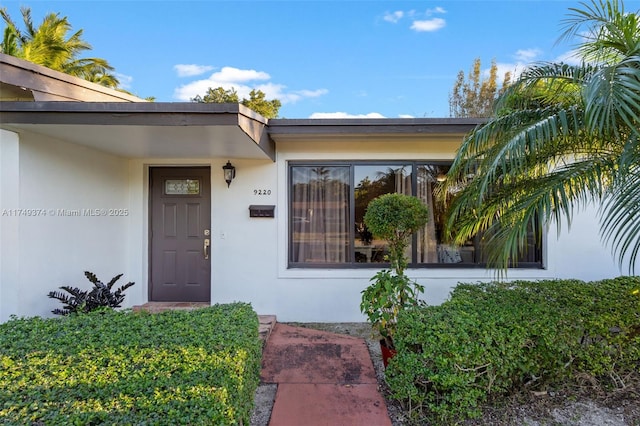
278;88;329;103
173;65;327;104
411;17;446;32
384;7;446;32
383;11;404;23
115;73;133;89
309;112;386;119
174;64;215;77
207;66;270;83
296;89;329;97
514;48;542;63
398;114;415;118
426;7;446;15
481;49;544;82
555;49;582;65
253;83;327;104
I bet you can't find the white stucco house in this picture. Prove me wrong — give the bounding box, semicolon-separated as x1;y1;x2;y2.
0;53;632;323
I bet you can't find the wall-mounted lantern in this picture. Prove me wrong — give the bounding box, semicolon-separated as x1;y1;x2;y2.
222;161;236;188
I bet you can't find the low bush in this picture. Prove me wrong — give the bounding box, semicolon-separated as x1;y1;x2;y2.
0;303;261;425
386;277;640;424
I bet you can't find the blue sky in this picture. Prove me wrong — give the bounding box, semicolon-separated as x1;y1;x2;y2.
3;1;640;118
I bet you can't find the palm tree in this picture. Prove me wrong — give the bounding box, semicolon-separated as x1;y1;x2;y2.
1;6;119;88
444;0;640;273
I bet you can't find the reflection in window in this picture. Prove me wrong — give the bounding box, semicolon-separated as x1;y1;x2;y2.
416;165;445;264
354;165;412;264
291;166;350;263
288;162;542;268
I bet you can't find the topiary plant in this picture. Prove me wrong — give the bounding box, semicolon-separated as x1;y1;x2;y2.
363;193;430;275
48;271;135;315
360;193;429;350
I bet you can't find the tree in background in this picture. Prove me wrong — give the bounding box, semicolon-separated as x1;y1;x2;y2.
193;87;282;118
1;6;119;88
449;58;511;117
243;89;281;119
444;0;640;272
193;87;240;104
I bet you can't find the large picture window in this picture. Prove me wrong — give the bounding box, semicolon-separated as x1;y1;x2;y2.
289;161;542;268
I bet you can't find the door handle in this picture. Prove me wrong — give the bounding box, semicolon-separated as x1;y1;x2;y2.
204;238;210;260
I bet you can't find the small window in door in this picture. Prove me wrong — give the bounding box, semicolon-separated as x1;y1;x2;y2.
164;179;200;195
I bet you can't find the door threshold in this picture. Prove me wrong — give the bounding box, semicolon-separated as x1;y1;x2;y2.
132;302;210;313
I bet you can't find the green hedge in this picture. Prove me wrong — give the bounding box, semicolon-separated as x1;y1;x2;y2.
386;277;640;423
0;303;262;425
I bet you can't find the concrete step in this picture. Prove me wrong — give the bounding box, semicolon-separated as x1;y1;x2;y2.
258;315;277;343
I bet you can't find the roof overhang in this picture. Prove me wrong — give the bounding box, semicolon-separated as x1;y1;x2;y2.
267;117;486;143
0;52;146;102
0;102;275;160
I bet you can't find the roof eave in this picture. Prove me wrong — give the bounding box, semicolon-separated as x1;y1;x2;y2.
0;101;274;161
267;117;486;142
0;53;146;103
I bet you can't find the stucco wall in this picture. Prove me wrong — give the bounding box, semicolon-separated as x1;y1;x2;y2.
0;130;132;321
1;131;634;323
233;138;629;322
128;138;629;323
0;130;20;322
210;159;279;310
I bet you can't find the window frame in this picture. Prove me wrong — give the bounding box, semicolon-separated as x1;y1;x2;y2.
288;160;543;269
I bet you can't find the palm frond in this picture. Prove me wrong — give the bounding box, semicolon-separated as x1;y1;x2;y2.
0;7;119;88
446;134;619;272
496;62;593;113
584;56;640;140
559;0;639;62
19;6;36;40
445;2;640;274
600;164;640;273
448;105;586;203
1;26;19;55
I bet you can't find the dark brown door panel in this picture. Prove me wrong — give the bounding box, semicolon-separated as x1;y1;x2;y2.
150;167;211;302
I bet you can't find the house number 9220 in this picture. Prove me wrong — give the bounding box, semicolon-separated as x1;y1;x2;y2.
254;189;272;195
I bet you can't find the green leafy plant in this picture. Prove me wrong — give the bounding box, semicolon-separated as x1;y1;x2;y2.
361;270;424;347
386;277;640;424
47;271;134;315
360;193;429;348
0;303;261;425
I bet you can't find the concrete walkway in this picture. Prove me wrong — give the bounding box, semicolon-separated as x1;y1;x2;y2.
260;323;392;426
132;304;390;424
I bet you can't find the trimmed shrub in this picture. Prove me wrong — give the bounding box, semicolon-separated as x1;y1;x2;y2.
0;303;261;425
364;193;429;275
386;277;640;423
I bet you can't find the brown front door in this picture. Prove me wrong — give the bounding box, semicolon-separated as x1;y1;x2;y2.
149;167;211;302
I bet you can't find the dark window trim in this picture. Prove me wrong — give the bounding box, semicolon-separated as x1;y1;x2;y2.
288;160;543;270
